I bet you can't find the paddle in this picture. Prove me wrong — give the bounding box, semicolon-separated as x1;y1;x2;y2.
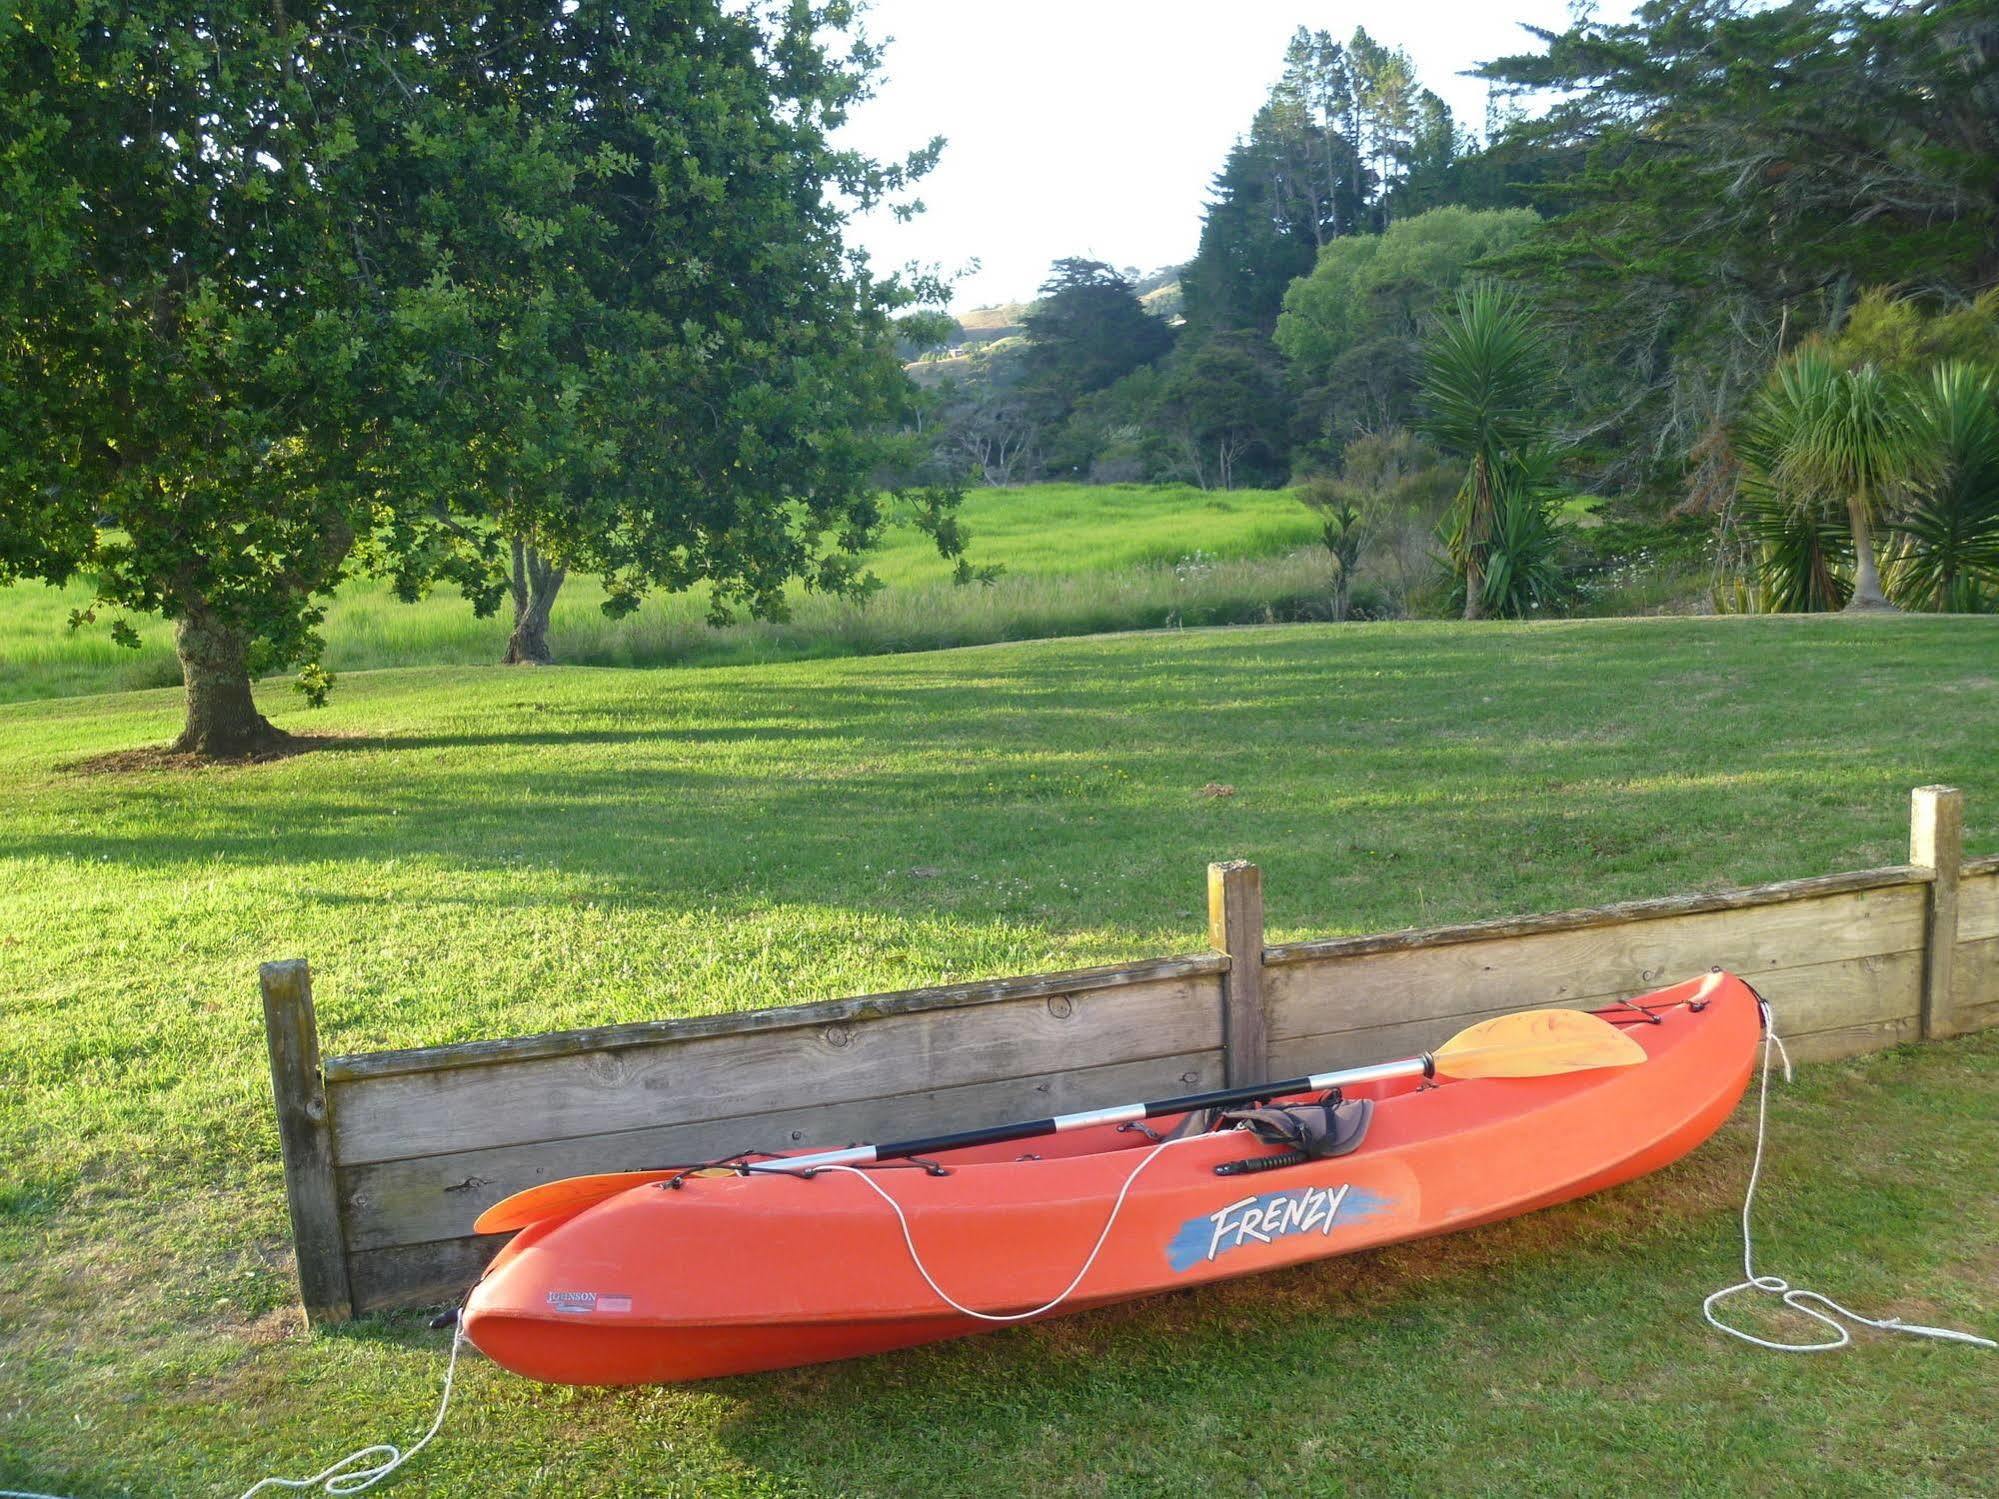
474;1006;1645;1234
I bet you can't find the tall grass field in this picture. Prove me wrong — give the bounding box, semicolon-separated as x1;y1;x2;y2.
0;483;1335;703
2;616;1996;1495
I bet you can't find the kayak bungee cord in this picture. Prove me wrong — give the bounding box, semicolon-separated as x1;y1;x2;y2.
1701;1001;1995;1354
814;1133;1201;1323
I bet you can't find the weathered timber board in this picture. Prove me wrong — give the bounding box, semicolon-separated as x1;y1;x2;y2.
1953;935;1999;1024
330;973;1222;1166
1958;870;1998;944
1261;866;1929;966
1780;1015;1922;1063
325;953;1228;1083
347;1235;502;1316
1264;885;1926;1045
260;961;353;1324
1208;861;1267;1085
1266;950;1923;1077
338;1049;1222;1253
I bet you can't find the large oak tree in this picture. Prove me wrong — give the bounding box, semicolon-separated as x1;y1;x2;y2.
0;1;951;752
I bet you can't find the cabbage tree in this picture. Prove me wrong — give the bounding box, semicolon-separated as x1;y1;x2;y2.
1739;348;1909;612
1418;284;1558;619
1889;362;1999;611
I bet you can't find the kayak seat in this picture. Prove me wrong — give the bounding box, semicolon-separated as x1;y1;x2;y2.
1218;1095;1374;1160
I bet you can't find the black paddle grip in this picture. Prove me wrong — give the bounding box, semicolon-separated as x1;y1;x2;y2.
1214;1149;1311;1177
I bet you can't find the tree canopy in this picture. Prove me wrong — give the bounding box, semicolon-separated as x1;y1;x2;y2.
1477;0;1999;490
1276;206;1541;450
0;0;951;750
1180;27;1466;341
1019;259;1174;418
3;3;415;752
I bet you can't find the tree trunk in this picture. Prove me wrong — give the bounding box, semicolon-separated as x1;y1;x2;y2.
1462;562;1485;621
1333;570;1351;624
1842;493;1896;611
1461;458;1491;622
1182;440;1209;491
171;611;283;757
504;537;567;664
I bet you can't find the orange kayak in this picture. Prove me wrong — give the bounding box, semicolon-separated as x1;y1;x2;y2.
462;973;1760;1384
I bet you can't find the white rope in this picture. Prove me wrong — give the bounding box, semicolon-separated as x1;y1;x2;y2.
236;1320;468;1497
1703;1003;1995;1354
819;1134;1201;1322
5;1323;467;1499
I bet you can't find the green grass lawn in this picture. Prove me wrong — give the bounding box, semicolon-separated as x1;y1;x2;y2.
3;616;1997;1495
0;483;1331;704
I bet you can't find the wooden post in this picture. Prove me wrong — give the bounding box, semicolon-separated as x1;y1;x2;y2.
1910;786;1965;1039
1208;861;1268;1086
261;959;354;1325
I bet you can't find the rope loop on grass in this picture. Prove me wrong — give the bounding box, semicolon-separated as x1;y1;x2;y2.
236;1319;467;1497
1703;1002;1996;1354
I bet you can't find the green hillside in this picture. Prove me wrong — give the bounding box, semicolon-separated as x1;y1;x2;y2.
0;484;1328;705
2;617;1996;1495
951;300;1030;344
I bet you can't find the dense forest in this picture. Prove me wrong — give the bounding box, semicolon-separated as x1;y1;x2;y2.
912;1;1999;616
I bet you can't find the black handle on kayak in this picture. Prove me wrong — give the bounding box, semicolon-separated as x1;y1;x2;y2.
1215;1149;1310;1177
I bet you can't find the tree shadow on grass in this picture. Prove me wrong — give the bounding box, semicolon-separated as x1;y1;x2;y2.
57;723;840;776
60;732;362;778
9;624;1993;972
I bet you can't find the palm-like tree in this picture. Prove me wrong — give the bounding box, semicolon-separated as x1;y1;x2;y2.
1419;284;1557;620
1889;362;1999;611
1742;347;1910;611
1297;478;1368;622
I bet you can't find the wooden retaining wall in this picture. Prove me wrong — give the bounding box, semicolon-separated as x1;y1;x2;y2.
264;786;1997;1324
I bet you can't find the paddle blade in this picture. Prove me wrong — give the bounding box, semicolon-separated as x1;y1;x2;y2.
1431;1008;1646;1079
474;1171;680;1235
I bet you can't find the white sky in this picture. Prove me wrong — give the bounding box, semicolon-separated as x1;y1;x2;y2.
836;1;1614;310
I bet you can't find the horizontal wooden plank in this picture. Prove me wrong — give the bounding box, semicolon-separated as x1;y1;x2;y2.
1957;870;1999;944
1265;886;1926;1046
1753;950;1923;1037
1781;1015;1921;1064
1963;854;1999;878
338;1049;1223;1253
330;973;1223;1166
1268;950;1923;1078
347;1235;500;1315
1262;866;1930;966
325;952;1228;1083
1953;936;1999;1027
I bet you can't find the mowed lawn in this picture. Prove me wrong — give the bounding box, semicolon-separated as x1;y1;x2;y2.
0;483;1329;703
2;616;1997;1495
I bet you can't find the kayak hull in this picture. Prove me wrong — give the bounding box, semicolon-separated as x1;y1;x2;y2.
462;972;1761;1384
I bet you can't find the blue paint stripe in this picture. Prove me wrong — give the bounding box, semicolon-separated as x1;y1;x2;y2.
1166;1184;1393;1272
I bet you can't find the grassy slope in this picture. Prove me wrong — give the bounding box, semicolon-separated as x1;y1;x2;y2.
0;483;1328;703
2;617;1997;1495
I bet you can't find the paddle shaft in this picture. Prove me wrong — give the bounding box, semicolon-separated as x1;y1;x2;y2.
745;1055;1431;1174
